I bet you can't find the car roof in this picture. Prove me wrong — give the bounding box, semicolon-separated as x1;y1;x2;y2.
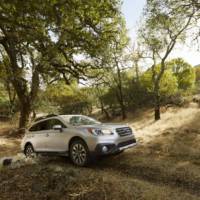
32;114;84;125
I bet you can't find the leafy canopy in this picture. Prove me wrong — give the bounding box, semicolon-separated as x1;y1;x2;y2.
167;58;196;90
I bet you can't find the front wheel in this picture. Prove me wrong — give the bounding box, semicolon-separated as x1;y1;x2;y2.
69;140;90;166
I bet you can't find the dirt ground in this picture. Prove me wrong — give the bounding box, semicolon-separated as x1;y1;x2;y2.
0;125;21;157
0;105;200;200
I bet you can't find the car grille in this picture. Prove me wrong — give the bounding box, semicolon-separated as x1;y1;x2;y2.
116;127;132;137
118;139;136;148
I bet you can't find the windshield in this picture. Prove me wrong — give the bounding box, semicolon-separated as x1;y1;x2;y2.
63;115;101;126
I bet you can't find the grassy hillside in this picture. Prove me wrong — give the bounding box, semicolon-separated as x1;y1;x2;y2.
0;105;200;200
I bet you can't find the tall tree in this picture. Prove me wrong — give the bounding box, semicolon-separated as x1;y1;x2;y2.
138;0;196;120
104;18;130;119
0;0;121;128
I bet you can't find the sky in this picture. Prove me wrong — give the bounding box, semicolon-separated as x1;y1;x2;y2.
121;0;145;41
121;0;200;66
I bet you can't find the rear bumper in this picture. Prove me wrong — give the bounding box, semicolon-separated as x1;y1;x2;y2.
94;139;137;155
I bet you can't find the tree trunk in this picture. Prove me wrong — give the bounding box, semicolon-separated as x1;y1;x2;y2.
154;96;161;121
19;101;32;129
120;101;126;120
1;32;41;127
116;89;126;120
116;63;126;120
99;98;110;119
116;81;126;120
135;61;140;84
154;87;161;121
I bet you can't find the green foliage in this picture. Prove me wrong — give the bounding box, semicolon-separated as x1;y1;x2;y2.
195;65;200;83
167;58;196;91
94;68;152;117
0;0;198;123
141;66;178;96
0;83;7;103
194;65;200;93
0;83;10;116
39;81;93;115
0;0;122;127
0;0;122;80
139;58;196;108
138;0;196;120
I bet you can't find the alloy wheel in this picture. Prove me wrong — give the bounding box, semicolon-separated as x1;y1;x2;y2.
70;142;88;166
25;145;35;158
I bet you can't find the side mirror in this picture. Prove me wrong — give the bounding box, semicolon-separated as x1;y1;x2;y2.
53;125;62;132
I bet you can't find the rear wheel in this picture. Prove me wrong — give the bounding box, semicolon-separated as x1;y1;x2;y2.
24;144;36;158
69;139;90;166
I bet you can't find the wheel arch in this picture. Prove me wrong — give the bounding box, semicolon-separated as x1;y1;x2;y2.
68;136;88;150
24;142;34;152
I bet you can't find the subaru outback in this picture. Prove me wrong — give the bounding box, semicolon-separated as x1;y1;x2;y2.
21;114;137;166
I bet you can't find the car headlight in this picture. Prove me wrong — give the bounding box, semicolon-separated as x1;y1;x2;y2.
88;128;113;136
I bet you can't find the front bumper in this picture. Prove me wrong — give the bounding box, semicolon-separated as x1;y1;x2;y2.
94;138;137;155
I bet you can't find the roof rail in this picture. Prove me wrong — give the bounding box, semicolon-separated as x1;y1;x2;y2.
45;114;58;118
34;114;58;122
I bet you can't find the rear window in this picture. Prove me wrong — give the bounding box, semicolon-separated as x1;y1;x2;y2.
29;124;40;132
29;121;48;132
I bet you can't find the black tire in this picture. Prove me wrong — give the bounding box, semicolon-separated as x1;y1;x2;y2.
69;139;90;166
24;144;36;158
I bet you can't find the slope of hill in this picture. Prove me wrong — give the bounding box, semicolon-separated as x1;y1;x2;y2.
0;104;200;200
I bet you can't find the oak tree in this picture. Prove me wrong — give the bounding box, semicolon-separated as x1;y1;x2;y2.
0;0;121;128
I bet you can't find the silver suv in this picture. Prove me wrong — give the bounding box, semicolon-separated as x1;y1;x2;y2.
21;114;137;166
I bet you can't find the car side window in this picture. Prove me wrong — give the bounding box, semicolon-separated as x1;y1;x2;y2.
39;121;49;131
48;119;67;129
69;116;93;125
29;120;48;132
29;124;39;132
69;116;81;125
29;119;66;132
79;117;92;125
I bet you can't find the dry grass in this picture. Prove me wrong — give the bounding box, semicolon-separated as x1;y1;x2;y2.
0;159;199;200
114;104;200;144
0;121;20;157
0;104;200;199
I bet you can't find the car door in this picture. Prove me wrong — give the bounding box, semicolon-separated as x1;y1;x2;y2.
29;120;50;152
44;118;69;152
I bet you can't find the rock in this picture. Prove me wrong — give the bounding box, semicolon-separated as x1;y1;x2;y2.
0;153;38;169
0;157;13;166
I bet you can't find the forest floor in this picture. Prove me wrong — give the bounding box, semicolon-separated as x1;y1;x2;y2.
0;104;200;200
